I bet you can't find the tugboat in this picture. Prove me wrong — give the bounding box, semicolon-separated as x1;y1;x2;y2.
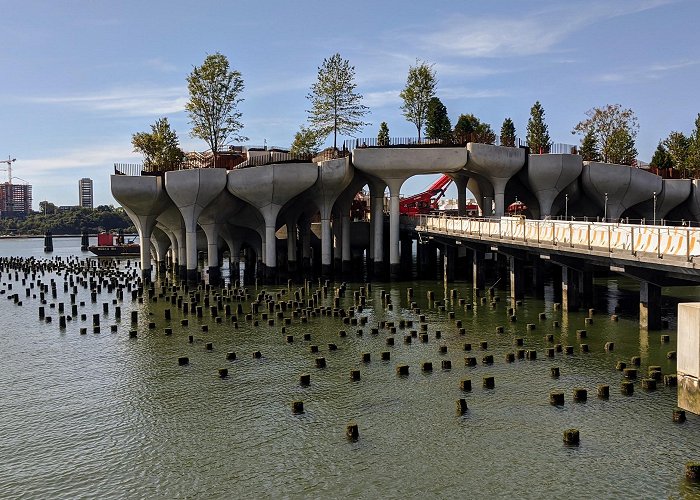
88;230;140;257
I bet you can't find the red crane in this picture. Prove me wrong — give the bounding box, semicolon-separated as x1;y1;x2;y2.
400;174;453;216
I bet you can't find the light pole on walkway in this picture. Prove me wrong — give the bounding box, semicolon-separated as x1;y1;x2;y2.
604;192;608;222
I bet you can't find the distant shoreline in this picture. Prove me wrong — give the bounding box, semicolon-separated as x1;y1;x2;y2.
0;234;137;240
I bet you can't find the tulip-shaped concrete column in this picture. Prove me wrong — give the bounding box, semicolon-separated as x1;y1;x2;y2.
526;154;582;217
466;143;525;217
308;158;353;277
581;162;662;221
353;147;468;278
367;177;387;276
228;163;318;281
165;168;227;282
198;190;244;285
335;174;366;274
111;175;171;281
448;172;469;216
151;227;172;272
156;224;180;269
157;206;186;278
632;179;692;223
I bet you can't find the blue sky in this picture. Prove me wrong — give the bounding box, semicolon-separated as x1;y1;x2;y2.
1;0;698;207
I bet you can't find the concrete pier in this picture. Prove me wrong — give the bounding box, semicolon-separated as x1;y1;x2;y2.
678;303;700;414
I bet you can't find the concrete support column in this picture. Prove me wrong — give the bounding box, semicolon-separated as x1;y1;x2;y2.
286;218;298;273
200;223;221;286
341;213;351;274
454;175;468;217
678;303;700;414
300;217;311;271
532;259;545;298
581;270;594;307
369;180;386;277
473;249;485;293
456;246;469;281
332;216;342;273
320;218;332;277
176;228;187;280
562;266;580;312
640;281;662;330
386;179;404;280
509;255;524;303
264;223;277;281
482;196;494;217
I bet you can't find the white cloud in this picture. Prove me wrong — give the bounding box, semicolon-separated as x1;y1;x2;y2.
26;86;188;117
363;90;402;108
420;0;677;58
593;59;699;82
20;144;139;175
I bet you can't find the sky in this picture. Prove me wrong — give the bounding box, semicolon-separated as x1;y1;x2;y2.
1;0;699;208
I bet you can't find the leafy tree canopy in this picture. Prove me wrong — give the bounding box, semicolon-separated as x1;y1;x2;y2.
454;114;495;144
527;101;551;154
132;117;185;172
307;53;369;150
290;125;324;157
572;104;638;163
377;121;390;146
425;97;452;142
650;142;672;170
579;129;601;162
399;60;437;142
500;118;516;147
186;52;246;163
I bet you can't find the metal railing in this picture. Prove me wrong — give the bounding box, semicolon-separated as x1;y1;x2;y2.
415;214;700;264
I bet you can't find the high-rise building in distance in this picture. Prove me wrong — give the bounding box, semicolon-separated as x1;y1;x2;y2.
0;183;32;218
79;178;93;209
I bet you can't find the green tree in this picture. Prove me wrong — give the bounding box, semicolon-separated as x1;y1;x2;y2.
425;97;452;142
307;53;369;151
527;101;551;153
650;142;672;170
663;131;690;173
289;125;324;157
454;114;476;144
605;127;637;165
186;52;246;166
399;60;437;142
132;117;185;172
499;118;516;147
454;113;495;144
377;121;390;146
687;113;700;177
572;104;638;163
579;129;601;162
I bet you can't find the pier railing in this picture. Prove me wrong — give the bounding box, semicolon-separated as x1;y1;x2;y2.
415;215;700;263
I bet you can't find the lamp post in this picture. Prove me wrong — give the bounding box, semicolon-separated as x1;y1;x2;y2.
653;191;657;226
604;192;608;222
565;194;568;220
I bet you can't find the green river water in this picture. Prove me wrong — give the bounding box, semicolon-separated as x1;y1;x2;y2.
1;237;700;499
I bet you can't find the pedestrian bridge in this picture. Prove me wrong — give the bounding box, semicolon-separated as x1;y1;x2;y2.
415;215;700;271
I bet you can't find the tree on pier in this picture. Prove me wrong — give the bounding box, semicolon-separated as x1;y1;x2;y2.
131;117;185;172
572;104;638;163
400;60;437;142
290;125;324;157
500;118;516;147
527;101;551;153
605;127;637;166
686;114;700;177
650;142;672;170
454;114;495;145
579;129;601;162
307;53;369;152
377;122;390;146
186;52;246;166
663;131;690;173
425;97;452;143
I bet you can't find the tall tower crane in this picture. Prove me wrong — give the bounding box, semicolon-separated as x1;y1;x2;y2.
0;156;16;183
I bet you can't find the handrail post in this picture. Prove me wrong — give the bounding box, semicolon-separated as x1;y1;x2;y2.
631;226;635;256
569;222;573;248
687;228;691;262
587;224;591;250
607;225;611;254
537;221;540;244
657;227;661;259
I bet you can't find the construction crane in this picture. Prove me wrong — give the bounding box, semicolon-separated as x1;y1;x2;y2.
399;174;453;216
0;156;16;183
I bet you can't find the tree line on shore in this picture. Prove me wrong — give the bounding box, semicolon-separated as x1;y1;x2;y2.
0;205;134;235
130;52;699;178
